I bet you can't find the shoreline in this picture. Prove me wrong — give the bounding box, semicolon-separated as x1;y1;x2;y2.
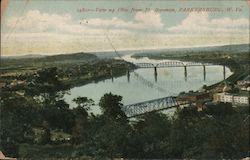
61;61;135;89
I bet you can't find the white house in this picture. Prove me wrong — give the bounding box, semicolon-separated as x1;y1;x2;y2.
213;93;249;106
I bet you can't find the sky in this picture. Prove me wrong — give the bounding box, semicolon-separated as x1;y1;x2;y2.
1;0;250;56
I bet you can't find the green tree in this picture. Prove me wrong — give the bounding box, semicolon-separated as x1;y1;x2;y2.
73;97;94;112
128;112;172;158
99;92;127;123
41;99;74;133
71;97;94;144
0;94;41;157
88;114;131;159
85;93;131;159
26;67;74;133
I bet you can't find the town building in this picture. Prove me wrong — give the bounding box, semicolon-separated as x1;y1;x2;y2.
213;93;249;106
177;91;211;111
50;130;72;143
0;81;6;89
177;91;210;102
237;75;250;91
237;75;250;86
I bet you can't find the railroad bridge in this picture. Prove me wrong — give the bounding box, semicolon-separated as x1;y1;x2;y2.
133;61;226;80
121;96;187;118
134;61;212;68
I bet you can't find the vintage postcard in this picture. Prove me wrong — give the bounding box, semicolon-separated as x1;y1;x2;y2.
0;0;249;159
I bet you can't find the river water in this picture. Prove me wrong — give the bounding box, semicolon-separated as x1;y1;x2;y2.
64;55;232;114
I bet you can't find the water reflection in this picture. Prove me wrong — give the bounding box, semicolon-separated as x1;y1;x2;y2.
127;70;130;83
137;65;226;83
154;67;158;83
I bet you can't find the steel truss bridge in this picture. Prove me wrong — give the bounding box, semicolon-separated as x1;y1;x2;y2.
135;61;212;68
133;61;226;80
121;96;187;118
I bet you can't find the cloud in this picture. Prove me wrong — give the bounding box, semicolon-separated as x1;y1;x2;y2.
2;32;248;56
82;10;163;30
5;10;133;37
168;12;249;34
135;10;163;28
2;10;249;55
7;10;71;32
5;9;163;37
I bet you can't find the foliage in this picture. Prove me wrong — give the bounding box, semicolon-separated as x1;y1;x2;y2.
71;97;94;144
99;92;127;123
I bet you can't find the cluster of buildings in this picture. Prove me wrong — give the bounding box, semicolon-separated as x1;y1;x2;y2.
213;77;250;106
0;79;27;89
176;76;250;111
24;128;72;144
237;75;250;91
213;93;249;106
177;91;211;111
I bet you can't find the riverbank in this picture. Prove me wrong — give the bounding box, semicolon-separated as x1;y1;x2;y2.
0;58;136;91
61;60;135;89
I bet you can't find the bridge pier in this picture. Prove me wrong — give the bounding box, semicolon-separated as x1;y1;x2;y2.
203;65;206;81
154;72;157;82
154;67;157;75
154;67;158;82
223;65;226;80
184;66;187;80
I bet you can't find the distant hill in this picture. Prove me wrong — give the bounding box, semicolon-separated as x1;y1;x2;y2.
1;43;249;63
89;44;250;59
2;54;46;59
42;52;97;62
183;43;250;53
132;44;250;57
1;52;98;68
2;52;97;60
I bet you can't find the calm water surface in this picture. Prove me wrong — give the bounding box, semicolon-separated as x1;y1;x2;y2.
64;55;232;114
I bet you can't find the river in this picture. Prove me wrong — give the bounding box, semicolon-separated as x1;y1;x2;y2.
64;54;233;114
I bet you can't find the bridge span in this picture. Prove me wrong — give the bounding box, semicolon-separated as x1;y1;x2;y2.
134;61;212;68
121;96;187;118
133;61;226;81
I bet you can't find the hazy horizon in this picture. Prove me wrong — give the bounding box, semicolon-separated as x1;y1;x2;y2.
2;43;249;57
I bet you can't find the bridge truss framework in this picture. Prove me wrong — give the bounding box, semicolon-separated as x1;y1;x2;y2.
122;96;181;118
